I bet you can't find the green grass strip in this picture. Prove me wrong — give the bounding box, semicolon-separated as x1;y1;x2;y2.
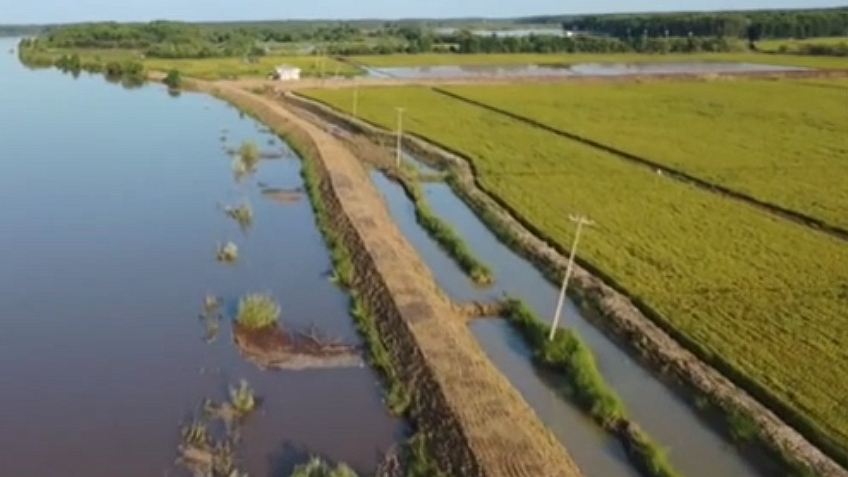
503;298;683;477
392;172;493;286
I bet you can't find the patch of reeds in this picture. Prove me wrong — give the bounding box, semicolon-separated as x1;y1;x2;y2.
290;457;359;477
199;294;222;343
502;298;682;477
398;177;493;286
229;379;257;415
181;419;210;448
216;241;239;263
235;293;280;330
178;408;248;477
237;140;260;171
224;201;253;232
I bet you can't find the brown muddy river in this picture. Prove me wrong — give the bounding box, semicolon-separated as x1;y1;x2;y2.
0;38;401;477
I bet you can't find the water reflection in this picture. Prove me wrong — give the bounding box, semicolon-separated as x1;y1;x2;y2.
367;61;811;79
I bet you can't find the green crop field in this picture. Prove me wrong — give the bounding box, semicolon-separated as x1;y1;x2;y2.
300;85;848;458
349;52;848;69
759;36;848;52
436;80;848;230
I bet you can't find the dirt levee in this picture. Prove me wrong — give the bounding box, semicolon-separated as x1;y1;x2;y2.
207;83;584;477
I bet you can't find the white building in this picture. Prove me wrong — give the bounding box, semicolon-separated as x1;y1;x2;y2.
272;65;301;81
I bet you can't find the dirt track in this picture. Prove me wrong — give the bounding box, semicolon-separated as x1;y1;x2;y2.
204;82;585;477
284;92;848;477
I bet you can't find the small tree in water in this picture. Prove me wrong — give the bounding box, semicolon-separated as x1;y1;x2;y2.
238;141;260;171
236;293;280;330
228;379;256;414
163;69;182;89
289;457;359;477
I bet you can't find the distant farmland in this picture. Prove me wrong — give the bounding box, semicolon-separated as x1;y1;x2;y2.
299;84;848;458
436;79;848;231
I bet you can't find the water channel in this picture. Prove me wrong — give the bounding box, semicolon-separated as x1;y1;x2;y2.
365;61;811;79
370;162;778;477
0;38;401;477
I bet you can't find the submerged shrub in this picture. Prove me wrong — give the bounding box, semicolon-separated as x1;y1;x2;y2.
163;68;182;89
216;241;239;263
180;419;210;448
229;379;256;414
224;201;253;232
238;140;260;171
236;293;280;330
289;457;358;477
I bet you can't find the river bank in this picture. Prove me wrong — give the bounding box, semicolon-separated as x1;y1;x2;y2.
282;90;848;477
202;81;586;476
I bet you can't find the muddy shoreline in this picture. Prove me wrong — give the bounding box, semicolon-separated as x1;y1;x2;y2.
205;82;585;476
284;91;848;477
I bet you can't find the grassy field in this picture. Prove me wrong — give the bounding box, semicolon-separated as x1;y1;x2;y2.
436;80;848;230
24;48;360;79
348;52;848;69
759;36;848;52
299;85;848;460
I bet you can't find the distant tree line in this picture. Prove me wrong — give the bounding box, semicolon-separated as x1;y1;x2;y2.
18;9;848;59
21;20;749;57
557;7;848;41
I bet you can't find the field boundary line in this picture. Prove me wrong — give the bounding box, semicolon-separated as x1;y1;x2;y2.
284;90;848;477
429;87;848;244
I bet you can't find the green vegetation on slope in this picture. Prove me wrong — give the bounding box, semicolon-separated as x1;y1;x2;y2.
503;298;683;477
393;175;493;285
438;80;848;230
299;85;848;465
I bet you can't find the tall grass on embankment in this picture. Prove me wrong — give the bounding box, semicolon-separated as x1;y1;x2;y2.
502;298;683;477
387;170;493;286
205;85;446;474
296;135;443;476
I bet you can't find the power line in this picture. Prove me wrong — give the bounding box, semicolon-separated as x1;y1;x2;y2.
549;214;594;341
395;107;404;169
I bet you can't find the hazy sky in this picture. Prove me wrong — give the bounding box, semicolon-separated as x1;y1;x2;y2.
4;0;846;24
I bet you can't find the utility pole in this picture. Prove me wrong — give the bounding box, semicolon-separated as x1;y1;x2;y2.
395;107;404;169
548;214;594;341
352;81;359;118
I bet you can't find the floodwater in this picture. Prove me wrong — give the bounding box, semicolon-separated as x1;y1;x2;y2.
370;165;777;477
366;61;810;79
433;27;568;37
0;38;401;477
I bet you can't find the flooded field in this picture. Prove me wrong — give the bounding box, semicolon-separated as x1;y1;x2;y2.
370;163;779;477
365;61;811;79
0;38;401;477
